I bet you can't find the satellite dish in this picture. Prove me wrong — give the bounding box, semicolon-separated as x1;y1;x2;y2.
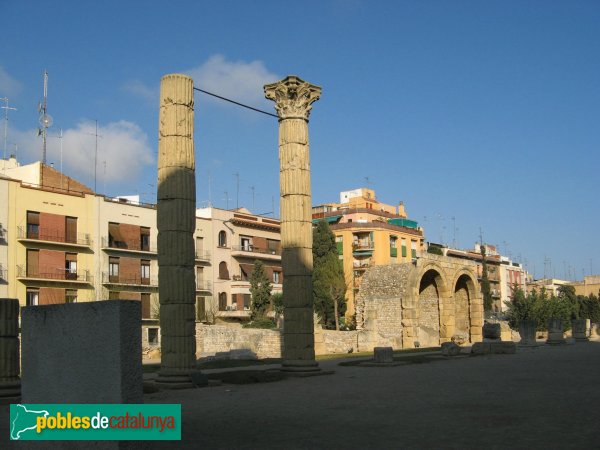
39;113;53;128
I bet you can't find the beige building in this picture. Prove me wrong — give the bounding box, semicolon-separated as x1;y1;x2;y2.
197;207;282;322
526;278;570;297
0;160;214;331
570;275;600;297
313;188;425;321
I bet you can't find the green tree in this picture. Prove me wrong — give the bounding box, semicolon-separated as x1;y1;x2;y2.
271;292;284;315
249;260;272;320
480;245;493;313
313;221;347;330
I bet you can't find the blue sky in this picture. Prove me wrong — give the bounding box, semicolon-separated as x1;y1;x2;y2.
1;0;598;281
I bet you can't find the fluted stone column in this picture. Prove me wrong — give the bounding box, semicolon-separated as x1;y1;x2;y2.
156;74;197;388
0;299;20;397
265;75;321;373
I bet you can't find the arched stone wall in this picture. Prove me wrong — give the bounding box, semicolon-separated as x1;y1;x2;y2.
353;254;482;350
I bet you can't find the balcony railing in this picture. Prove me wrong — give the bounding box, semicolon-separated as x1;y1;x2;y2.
16;265;92;282
18;226;92;246
353;260;371;269
0;268;7;282
231;245;281;256
352;240;374;251
101;237;156;253
196;280;212;292
195;250;211;262
102;272;157;286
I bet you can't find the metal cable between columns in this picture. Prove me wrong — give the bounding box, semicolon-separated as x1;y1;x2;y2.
193;87;279;118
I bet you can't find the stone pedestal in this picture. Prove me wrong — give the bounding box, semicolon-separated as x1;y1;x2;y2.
546;318;566;345
571;319;589;342
0;299;20;398
373;347;394;363
441;342;461;356
482;322;501;341
21;301;142;403
156;74;197;388
265;76;322;374
518;320;538;347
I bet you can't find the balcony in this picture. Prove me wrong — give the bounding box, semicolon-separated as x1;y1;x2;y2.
353;260;371;271
16;265;92;284
231;245;281;261
195;250;211;263
17;226;92;248
102;272;157;287
196;280;213;293
352;240;374;255
101;237;156;255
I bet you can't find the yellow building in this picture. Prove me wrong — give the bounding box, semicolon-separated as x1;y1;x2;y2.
570;275;600;297
313;188;424;322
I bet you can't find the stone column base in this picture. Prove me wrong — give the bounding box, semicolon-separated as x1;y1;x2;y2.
155;369;195;389
281;359;322;375
0;378;21;398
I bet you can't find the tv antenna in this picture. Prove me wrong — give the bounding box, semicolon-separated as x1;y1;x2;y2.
249;185;255;212
85;120;102;192
38;70;53;165
1;97;17;165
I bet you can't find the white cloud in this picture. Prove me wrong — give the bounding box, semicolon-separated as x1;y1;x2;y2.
186;54;279;107
10;120;154;186
121;80;158;103
0;66;23;97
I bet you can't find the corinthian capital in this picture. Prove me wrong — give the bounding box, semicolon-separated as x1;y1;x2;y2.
264;75;322;121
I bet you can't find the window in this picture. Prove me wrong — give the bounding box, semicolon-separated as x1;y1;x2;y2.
26;288;39;306
390;235;398;248
196;267;204;289
148;328;159;346
218;292;227;311
243;294;251;310
401;238;407;258
196;296;206;321
26;249;39;277
218;261;229;280
335;236;343;255
65;289;77;303
141;293;151;319
273;271;281;284
196;237;204;258
109;256;120;282
141;260;150;284
65;217;77;244
27;211;40;239
65;253;77;280
218;230;227;247
267;239;279;255
240;236;252;251
108;223;126;248
411;240;417;259
140;227;150;251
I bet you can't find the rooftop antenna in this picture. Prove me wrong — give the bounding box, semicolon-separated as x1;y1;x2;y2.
85;120;102;192
103;160;107;194
207;170;212;207
1;97;17;165
38;70;52;165
233;172;240;209
223;191;230;210
249;185;255;212
451;216;456;248
364;176;373;188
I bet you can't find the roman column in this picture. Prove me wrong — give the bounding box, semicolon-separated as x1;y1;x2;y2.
264;75;322;373
156;74;197;388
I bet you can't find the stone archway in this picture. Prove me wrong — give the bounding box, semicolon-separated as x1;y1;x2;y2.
417;269;444;347
453;274;473;341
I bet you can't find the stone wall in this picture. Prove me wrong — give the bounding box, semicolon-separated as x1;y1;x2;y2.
354;254;483;350
196;324;282;359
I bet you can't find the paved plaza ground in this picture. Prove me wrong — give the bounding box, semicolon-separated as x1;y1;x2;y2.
2;340;599;449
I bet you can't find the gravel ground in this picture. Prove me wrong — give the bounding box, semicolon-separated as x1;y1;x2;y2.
2;340;599;449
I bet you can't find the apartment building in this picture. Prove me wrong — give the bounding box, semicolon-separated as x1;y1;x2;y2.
197;207;282;322
313;188;425;320
0;160;213;324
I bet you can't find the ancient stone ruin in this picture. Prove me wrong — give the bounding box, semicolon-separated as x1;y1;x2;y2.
354;254;484;349
265;75;322;373
156;74;197;388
